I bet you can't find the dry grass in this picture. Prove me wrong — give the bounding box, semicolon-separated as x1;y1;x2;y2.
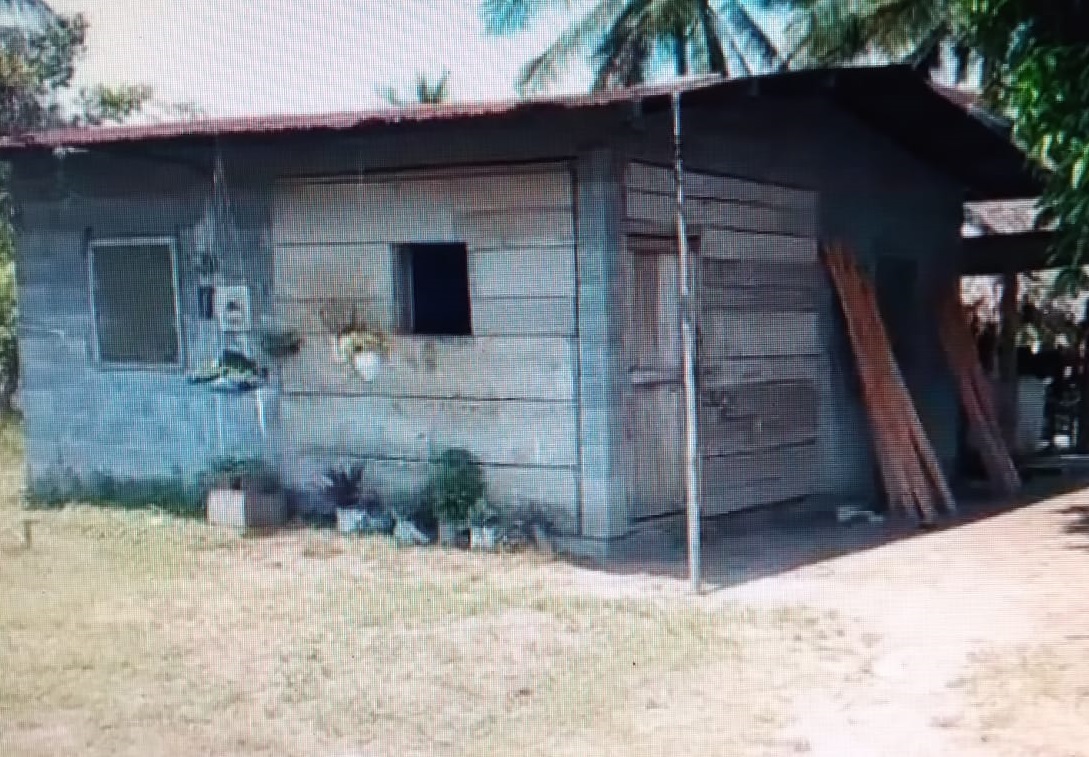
0;423;852;757
958;641;1089;756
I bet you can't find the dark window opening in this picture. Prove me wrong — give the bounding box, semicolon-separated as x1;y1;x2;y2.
404;243;472;336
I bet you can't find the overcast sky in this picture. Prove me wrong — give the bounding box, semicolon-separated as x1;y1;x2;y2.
48;0;588;118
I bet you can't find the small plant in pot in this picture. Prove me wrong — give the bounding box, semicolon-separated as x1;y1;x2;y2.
321;463;392;536
426;448;485;548
336;328;392;380
204;458;286;529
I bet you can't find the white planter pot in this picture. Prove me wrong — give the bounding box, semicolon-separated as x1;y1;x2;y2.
336;508;393;535
207;489;286;529
470;524;500;552
351;351;383;381
438;522;467;548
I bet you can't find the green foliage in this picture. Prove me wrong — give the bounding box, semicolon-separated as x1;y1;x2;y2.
380;71;451;106
771;0;955;68
321;463;366;510
426;448;486;524
26;469;204;518
0;8;150;411
482;0;784;93
954;0;1089;268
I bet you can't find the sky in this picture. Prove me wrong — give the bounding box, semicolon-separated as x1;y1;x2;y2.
48;0;587;119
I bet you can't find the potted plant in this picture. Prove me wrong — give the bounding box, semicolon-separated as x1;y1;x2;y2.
469;500;503;552
258;328;303;358
426;448;485;548
187;349;266;393
335;327;392;380
321;463;392;535
204;458;286;528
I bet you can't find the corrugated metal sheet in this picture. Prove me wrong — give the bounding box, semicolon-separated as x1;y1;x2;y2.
0;65;1042;200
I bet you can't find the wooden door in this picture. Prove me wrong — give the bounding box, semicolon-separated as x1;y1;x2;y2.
623;235;687;519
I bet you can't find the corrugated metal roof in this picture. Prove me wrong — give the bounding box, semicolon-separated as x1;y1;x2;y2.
0;65;1042;200
0;75;722;149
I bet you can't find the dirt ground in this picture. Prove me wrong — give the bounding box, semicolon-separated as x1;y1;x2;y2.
3;411;1089;757
596;475;1089;756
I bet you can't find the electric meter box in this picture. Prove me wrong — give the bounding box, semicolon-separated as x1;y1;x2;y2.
213;285;252;332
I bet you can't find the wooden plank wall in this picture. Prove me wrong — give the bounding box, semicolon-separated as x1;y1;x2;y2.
624;162;822;516
270;164;579;533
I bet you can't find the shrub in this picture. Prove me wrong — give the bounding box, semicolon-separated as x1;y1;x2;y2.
320;463;381;514
426;448;485;525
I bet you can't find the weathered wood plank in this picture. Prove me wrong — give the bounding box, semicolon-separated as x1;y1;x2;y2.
281;454;579;535
702;311;820;359
457;209;575;249
626;161;817;211
702;441;817;515
269;298;401;333
270;294;575;338
701;259;821;291
472;296;575;336
700;356;819;387
273;168;573;246
273;243;397;300
279;335;576;401
623;381;685;519
701;228;818;262
702;287;816;312
700;379;820;456
469;246;576;298
626;190;815;237
280;395;578;468
284;168;573;212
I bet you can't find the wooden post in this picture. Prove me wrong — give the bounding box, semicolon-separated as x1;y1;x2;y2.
672;92;702;593
997;271;1020;451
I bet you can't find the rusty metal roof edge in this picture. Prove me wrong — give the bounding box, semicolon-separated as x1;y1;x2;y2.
0;72;733;151
0;65;955;152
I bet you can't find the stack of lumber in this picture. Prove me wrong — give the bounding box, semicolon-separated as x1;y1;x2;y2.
822;243;957;522
936;284;1022;496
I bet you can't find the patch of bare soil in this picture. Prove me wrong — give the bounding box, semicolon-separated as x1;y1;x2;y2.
714;488;1089;756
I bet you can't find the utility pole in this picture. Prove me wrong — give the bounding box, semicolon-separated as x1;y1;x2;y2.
672;91;702;593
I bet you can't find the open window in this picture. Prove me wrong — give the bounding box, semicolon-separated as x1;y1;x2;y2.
400;243;473;336
89;237;182;367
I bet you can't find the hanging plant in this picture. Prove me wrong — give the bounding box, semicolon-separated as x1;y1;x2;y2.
258;329;303;358
336;328;392;380
187;349;267;393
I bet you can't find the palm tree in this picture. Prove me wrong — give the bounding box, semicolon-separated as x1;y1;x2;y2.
380;70;451;106
482;0;784;93
770;0;982;84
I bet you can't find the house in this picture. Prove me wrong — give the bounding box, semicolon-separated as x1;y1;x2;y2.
1;65;1037;556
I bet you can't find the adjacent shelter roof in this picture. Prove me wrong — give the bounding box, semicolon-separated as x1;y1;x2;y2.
0;65;1039;200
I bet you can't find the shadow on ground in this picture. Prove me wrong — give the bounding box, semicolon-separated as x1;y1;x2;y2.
576;462;1089;590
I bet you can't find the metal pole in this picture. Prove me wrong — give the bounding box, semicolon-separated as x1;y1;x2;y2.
672;92;702;593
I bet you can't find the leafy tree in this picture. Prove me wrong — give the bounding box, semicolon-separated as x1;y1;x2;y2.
953;0;1089;269
481;0;784;93
769;0;991;82
0;2;149;413
380;71;451;106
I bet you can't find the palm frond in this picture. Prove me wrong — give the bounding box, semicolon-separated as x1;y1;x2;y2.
481;0;574;34
695;0;729;73
720;1;785;73
516;0;628;94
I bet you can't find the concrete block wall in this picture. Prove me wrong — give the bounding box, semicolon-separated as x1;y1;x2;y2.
14;154;276;501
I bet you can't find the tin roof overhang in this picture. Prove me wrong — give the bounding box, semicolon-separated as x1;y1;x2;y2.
0;65;1040;201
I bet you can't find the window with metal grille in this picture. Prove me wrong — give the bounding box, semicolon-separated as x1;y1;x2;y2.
90;238;181;366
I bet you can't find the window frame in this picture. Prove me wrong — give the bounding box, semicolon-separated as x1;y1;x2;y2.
87;235;185;371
